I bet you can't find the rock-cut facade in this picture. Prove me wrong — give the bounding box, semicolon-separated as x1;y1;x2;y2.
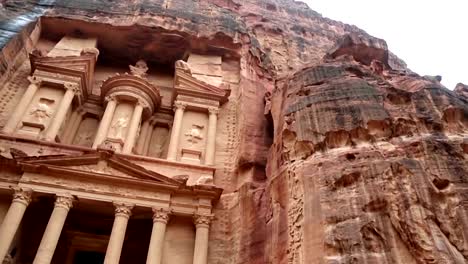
0;0;466;263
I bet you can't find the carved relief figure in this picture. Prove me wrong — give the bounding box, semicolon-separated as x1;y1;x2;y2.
129;59;149;78
185;124;204;145
110;115;129;139
29;98;54;121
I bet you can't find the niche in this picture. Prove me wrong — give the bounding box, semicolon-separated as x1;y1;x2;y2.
73;117;99;147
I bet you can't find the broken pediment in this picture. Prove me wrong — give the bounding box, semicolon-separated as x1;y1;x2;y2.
173;65;230;104
29;49;99;100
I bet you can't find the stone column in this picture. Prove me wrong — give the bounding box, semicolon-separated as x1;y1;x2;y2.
192;215;212;264
0;188;32;262
43;83;79;141
104;203;133;264
146;208;170;264
167;101;186;161
2;76;41;134
135;119;151;155
122;101;144;154
204;107;219;165
33;195;74;264
92;96;117;149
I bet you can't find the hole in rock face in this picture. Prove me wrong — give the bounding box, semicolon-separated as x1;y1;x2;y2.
433;178;450;190
325;130;351;149
266;3;277;11
265;111;274;149
363;199;388;212
387;92;411;105
367;120;391;139
462;143;468;154
345;153;356;161
334;172;361;188
312;81;324;86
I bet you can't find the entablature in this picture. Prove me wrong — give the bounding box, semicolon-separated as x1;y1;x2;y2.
0;148;222;216
0;134;216;187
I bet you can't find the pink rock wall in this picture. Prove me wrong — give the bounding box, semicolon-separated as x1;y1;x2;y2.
0;0;467;263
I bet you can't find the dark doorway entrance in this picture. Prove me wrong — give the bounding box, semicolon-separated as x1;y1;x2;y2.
73;250;105;264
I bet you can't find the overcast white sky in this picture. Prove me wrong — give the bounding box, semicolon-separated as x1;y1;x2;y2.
303;0;467;89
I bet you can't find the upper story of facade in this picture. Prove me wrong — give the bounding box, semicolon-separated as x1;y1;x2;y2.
0;19;241;187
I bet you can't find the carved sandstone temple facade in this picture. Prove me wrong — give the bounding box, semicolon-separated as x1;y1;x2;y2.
0;27;232;263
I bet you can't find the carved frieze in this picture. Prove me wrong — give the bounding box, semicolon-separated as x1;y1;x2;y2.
176;95;219;108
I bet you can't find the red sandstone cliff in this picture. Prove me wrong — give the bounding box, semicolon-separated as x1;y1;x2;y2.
0;0;467;263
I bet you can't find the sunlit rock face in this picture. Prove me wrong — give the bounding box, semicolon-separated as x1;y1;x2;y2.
0;0;467;263
268;54;468;263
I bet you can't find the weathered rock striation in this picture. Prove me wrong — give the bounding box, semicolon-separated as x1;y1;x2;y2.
0;0;466;263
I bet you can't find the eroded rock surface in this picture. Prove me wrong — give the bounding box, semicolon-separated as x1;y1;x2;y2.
267;48;468;263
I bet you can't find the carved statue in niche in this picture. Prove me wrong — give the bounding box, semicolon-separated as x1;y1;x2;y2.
110;115;129;139
29;98;54;121
129;60;149;78
185;124;204;146
175;60;192;75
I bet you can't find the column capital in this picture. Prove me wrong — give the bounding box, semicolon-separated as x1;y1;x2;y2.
152;208;171;224
208;107;219;115
27;75;42;86
64;82;80;94
54;194;74;211
136;98;148;108
114;203;134;219
105;95;118;103
193;214;214;228
173;101;187;111
11;187;32;206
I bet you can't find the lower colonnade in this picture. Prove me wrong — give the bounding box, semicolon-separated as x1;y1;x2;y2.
0;188;212;264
